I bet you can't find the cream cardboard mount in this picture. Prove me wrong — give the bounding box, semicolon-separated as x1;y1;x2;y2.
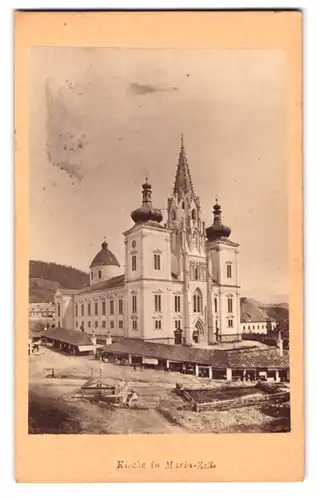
15;11;303;482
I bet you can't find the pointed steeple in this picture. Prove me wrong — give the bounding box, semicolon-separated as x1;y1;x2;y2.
173;134;195;200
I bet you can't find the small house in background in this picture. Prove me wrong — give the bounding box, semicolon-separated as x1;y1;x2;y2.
240;297;278;335
29;302;55;331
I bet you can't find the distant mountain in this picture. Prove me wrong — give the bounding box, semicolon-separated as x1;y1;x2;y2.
240;297;289;323
29;261;89;303
241;288;289;305
264;304;289;322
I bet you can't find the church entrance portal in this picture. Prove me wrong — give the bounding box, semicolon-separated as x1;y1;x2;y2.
193;320;204;344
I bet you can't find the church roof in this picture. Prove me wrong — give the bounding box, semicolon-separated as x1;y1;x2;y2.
76;274;125;295
123;220;169;237
173;134;195;200
90;241;120;268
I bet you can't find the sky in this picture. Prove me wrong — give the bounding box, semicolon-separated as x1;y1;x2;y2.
29;47;288;304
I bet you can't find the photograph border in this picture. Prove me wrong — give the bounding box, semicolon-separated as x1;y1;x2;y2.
15;10;303;482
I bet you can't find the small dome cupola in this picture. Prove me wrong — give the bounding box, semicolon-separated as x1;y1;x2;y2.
131;178;163;224
89;239;121;285
90;240;120;268
206;199;231;241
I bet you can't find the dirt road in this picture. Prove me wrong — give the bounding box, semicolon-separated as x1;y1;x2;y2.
28;347;290;434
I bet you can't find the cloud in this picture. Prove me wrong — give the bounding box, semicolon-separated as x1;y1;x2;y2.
129;82;178;95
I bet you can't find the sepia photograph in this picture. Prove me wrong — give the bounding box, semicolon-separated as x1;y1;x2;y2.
28;46;291;436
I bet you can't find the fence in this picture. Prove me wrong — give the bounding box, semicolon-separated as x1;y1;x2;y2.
176;384;290;412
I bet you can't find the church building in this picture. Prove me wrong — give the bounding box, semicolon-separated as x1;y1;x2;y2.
55;136;241;345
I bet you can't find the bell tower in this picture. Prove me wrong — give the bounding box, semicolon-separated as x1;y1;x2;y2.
123;179;172;343
205;200;241;343
167;135;206;346
167;134;206;268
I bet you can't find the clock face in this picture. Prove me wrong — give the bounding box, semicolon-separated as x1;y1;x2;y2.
132;240;136;248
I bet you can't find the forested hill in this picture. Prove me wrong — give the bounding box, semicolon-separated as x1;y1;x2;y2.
240;297;289;323
29;260;89;302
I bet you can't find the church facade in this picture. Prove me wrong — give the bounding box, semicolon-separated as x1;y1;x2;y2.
55;137;241;345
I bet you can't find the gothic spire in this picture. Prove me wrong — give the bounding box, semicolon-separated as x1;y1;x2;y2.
173;134;195;201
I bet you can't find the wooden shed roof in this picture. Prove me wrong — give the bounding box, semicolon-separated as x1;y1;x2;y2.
101;338;289;370
42;327;93;347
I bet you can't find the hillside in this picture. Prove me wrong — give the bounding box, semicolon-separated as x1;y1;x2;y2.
29;261;89;303
264;305;289;322
240;297;289;323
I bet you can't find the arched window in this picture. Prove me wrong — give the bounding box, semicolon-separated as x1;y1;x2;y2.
194;267;199;280
182;201;185;209
191;208;196;220
193;289;203;313
171;209;176;220
226;263;232;278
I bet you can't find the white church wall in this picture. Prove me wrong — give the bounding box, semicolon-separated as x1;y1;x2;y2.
218;246;239;286
171;281;183;334
141;229;171;281
125;229;143;282
55;293;74;330
73;287;125;337
124;225;171;281
217;287;241;341
125;284;142;339
141;281;173;343
90;264;121;285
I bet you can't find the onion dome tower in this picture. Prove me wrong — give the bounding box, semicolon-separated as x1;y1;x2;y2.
206;199;231;241
131;178;163;225
89;240;121;285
